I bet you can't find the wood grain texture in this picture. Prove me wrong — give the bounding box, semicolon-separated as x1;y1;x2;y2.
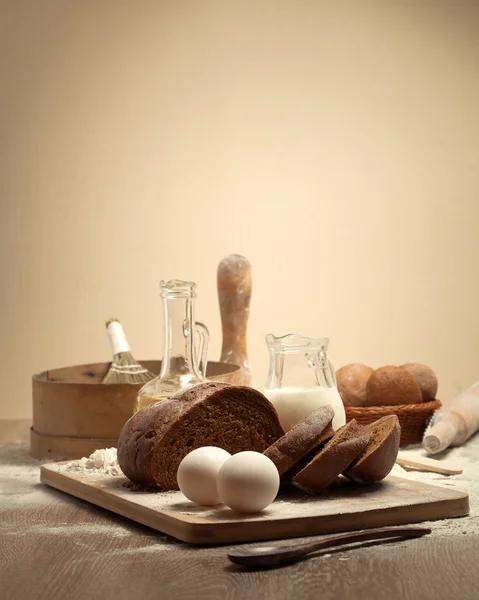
217;255;252;385
31;360;247;459
1;498;479;600
30;428;118;461
2;421;479;600
40;465;469;545
396;452;463;475
33;360;246;436
227;526;432;567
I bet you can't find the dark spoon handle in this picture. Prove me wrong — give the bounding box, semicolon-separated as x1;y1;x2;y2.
228;526;431;567
298;526;430;555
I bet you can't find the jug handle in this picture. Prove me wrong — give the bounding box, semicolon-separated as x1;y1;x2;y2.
329;360;337;386
195;321;210;378
317;350;336;388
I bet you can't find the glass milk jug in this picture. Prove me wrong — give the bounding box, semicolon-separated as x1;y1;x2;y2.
263;334;346;432
135;280;209;411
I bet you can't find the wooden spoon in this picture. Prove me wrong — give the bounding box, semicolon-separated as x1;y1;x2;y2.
396;452;462;475
227;526;431;568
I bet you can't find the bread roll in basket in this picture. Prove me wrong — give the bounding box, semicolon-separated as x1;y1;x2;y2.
338;363;441;447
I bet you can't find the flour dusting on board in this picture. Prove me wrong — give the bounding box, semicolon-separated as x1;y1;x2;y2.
44;438;479;539
388;444;478;537
64;448;122;476
45;460;470;525
3;436;479;540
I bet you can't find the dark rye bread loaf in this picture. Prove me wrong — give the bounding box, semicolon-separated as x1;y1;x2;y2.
345;415;400;483
263;406;334;476
117;382;284;489
292;419;370;494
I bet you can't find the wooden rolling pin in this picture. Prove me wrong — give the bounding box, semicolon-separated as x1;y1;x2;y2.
423;380;479;454
217;254;252;386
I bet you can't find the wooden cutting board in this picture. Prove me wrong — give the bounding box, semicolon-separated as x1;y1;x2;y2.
40;463;469;545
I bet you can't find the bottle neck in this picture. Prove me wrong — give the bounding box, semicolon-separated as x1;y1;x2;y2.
160;295;199;378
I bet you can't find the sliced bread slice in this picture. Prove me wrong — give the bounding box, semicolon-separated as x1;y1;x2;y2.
292;419;370;494
344;415;400;483
263;405;335;476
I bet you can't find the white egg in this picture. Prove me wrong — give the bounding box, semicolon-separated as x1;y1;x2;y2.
217;451;280;513
177;446;231;506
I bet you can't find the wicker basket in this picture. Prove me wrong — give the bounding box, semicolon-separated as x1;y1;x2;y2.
345;400;442;447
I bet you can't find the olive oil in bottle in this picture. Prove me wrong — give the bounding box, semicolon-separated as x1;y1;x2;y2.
135;280;209;412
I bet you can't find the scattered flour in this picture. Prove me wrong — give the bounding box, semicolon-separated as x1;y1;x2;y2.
1;440;44;474
26;523;132;537
0;441;53;507
64;448;122;476
0;442;141;538
388;442;478;537
2;436;479;541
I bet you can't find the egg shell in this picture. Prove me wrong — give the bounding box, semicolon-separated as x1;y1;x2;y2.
217;451;280;513
177;446;231;506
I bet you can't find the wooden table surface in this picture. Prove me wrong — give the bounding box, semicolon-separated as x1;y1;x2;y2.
1;419;479;600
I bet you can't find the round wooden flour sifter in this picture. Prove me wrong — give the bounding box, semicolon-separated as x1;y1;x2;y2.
31;360;248;460
31;254;253;460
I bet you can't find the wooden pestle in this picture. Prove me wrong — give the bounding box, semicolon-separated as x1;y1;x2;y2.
217;254;252;386
423;382;479;454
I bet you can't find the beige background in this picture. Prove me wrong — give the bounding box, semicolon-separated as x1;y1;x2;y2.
1;0;479;419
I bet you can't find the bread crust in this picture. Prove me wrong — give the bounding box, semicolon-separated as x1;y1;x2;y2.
117;382;284;489
366;366;422;406
401;363;438;401
292;420;370;494
263;406;334;475
345;415;400;483
337;363;373;406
